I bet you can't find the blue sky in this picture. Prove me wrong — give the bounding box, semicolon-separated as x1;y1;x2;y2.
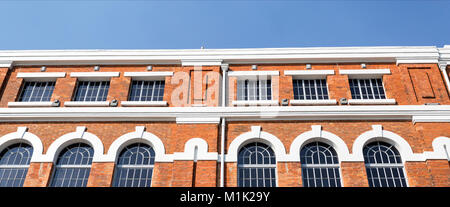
0;0;449;50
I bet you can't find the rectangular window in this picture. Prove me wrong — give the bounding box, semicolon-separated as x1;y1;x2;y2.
237;79;272;101
73;81;110;102
292;79;328;100
18;81;55;102
349;78;386;100
128;80;165;102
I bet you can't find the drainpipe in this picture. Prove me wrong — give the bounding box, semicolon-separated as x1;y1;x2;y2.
220;64;228;187
439;63;450;96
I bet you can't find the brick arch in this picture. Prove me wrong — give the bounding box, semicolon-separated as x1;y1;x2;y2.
225;126;287;162
288;125;350;162
42;126;104;163
105;126;171;162
0;127;44;162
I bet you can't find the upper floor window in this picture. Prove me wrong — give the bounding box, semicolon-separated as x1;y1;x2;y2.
128;80;165;102
300;142;341;187
237;142;276;187
18;81;55;102
73;81;110;102
49;143;94;187
363;141;407;187
349;79;386;100
0;143;33;187
112;143;155;187
237;79;272;101
293;79;329;100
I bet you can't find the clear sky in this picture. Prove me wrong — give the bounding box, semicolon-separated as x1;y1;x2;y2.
0;0;449;50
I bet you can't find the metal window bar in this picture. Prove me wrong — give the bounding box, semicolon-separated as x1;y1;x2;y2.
349;78;386;100
237;143;276;187
18;81;55;102
293;79;329;100
129;80;165;101
237;79;272;101
0;143;33;187
73;81;110;102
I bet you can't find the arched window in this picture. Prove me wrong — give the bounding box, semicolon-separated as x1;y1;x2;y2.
363;141;407;187
300;142;341;187
49;143;94;187
112;143;155;187
0;143;33;187
237;142;276;187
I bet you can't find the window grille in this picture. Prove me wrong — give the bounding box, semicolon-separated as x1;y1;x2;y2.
128;80;165;102
237;79;272;101
237;142;276;187
0;143;33;187
300;142;341;187
293;79;329;100
349;79;386;100
73;81;110;102
112;143;155;187
49;143;93;187
363;141;408;187
18;81;55;102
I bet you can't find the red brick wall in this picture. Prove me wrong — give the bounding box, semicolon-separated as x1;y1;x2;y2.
340;162;369;187
23;162;53;187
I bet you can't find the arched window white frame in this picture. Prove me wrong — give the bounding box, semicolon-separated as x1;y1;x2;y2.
237;142;276;187
0;143;33;187
112;143;155;187
363;141;408;187
49;143;94;187
300;142;341;187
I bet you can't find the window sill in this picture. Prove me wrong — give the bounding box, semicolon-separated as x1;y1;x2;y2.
348;99;396;105
64;101;110;107
121;101;168;107
290;99;337;105
8;101;56;107
232;100;279;106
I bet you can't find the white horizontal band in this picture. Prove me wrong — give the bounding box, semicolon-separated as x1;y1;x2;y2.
17;72;66;78
339;69;391;77
228;71;279;77
290;99;337;105
284;70;334;76
232;100;279;106
121;101;167;107
176;117;221;124
70;72;120;78
64;101;110;107
348;99;396;105
123;72;173;77
8;102;55;107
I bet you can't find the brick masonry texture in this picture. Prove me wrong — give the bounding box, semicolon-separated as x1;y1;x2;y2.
0;63;449;187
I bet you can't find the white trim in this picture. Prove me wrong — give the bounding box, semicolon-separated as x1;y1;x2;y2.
70;72;120;78
339;69;391;75
8;101;55;107
181;59;223;66
228;71;279;77
0;127;44;162
176;117;221;124
351;125;425;162
412;116;450;123
105;126;172;162
39;126;105;163
232;100;279;106
64;101;110;107
173;138;218;161
348;99;396;105
423;137;450;160
121;101;167;107
284;70;334;76
17;72;66;79
287;125;351;162
225;126;288;162
289;99;337;105
123;72;173;77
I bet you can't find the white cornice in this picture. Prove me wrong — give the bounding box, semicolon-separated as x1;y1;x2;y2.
0;105;450;122
0;46;445;66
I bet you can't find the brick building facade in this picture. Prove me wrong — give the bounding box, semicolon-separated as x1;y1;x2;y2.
0;46;449;187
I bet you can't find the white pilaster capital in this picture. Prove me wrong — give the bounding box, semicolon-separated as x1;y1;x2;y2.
439;62;448;71
0;61;13;68
221;64;229;72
